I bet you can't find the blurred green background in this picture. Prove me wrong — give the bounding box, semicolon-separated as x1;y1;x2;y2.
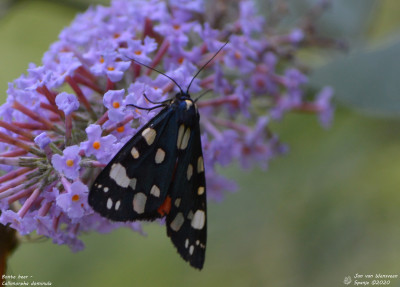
2;0;400;286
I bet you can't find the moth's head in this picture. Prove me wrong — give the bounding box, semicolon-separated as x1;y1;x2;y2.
173;93;199;123
175;91;191;101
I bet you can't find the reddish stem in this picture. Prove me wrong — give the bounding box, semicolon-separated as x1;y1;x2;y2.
18;188;41;218
148;39;170;76
197;95;239;108
0;167;32;184
12;101;55;130
13;122;50;130
0;150;27;157
0;131;38;155
66;76;97;120
0;121;34;141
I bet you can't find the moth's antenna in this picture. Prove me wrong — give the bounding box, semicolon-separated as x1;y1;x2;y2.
186;41;229;94
127;58;185;95
194;89;212;103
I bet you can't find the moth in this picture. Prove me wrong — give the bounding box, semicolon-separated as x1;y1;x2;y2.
88;43;227;269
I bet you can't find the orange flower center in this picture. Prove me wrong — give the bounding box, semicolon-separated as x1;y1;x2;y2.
112;101;120;108
66;159;74;167
92;141;101;149
116;126;125;133
134;50;142;55
72;194;80;201
99;56;105;63
107;66;115;71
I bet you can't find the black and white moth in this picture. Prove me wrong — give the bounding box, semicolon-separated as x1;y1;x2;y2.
88;43;227;270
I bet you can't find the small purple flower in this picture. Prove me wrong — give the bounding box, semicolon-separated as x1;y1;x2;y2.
103;89;126;122
0;210;36;235
90;51;131;82
55;92;80;115
80;124;117;163
315;86;334;128
224;35;257;73
52;145;81;180
34;132;51;149
56;180;90;219
119;36;158;64
238;1;265;36
289;28;305;44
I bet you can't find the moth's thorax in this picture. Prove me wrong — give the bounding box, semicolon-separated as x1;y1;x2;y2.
172;93;199;126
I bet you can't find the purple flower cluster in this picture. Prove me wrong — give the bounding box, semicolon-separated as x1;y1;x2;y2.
0;0;333;250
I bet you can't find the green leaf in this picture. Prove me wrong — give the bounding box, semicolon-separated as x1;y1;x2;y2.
310;39;400;116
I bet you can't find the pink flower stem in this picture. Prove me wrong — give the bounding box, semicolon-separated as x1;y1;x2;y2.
66;76;97;120
73;74;104;94
65;114;72;146
0;167;32;184
148;39;169;75
40;102;64;121
292;102;320;113
197;95;239;108
0;120;34;141
211;116;250;134
18;188;41;218
0;172;36;193
0;131;43;157
37;86;56;106
38;201;52;217
106;78;115;91
52;214;61;231
96;111;109;126
7;186;35;205
202;117;222;139
0;150;27;157
13;122;50;131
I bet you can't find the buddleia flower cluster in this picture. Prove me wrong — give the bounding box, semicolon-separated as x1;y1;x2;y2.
0;0;333;251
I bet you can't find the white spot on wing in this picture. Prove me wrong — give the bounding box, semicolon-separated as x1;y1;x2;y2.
133;193;147;214
106;198;113;209
177;124;185;148
189;245;194;255
180;127;191;150
197;186;204;195
185;238;189;248
142;128;156;145
197;156;204;173
150;185;160;197
131;147;139;159
187;164;193;181
103;187;109;193
155;148;165;164
110;163;130;188
191;210;205;230
174;198;181;207
115;200;121;210
129;178;137;190
170;212;184;231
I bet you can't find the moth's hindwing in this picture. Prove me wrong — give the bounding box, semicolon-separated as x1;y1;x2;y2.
166;117;207;269
89;107;179;221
